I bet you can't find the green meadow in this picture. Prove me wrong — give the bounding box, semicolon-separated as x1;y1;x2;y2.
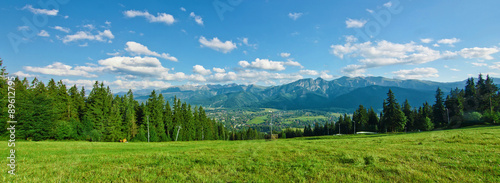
1;126;499;182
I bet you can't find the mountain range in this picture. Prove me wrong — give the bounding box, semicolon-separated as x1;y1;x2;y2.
119;76;471;112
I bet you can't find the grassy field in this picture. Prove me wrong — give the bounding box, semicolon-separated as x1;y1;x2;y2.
1;126;499;182
248;115;268;124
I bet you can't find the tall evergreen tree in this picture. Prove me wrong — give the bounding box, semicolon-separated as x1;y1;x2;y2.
381;89;406;132
433;87;446;127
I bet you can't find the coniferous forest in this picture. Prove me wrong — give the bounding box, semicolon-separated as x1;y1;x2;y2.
0;59;230;142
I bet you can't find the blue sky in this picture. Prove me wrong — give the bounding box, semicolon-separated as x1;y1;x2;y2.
1;0;500;92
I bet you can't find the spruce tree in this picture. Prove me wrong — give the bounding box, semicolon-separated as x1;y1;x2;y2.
432;87;446;127
381;89;406;132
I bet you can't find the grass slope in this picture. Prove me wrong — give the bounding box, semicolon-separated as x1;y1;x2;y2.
1;126;499;182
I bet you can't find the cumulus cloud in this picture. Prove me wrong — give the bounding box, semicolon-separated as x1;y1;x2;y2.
280;52;291;58
51;26;70;33
189;12;203;25
472;62;488;67
199;36;237;53
239;58;285;71
123;10;175;25
13;71;37;78
392;67;439;79
437;38;460;46
62;30;114;43
331;40;443;76
239;58;303;71
213;67;226;73
288;12;303;20
180;7;186;12
420;38;433;43
24;62;97;77
125;41;178;61
346;18;367;28
37;30;50;37
207;72;238;82
23;4;58;16
193;65;212;75
283;60;303;68
458;47;499;60
98;56;169;77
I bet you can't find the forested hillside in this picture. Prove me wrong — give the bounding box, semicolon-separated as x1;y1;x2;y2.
0;60;228;141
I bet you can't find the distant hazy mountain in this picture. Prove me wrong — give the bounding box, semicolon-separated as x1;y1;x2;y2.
121;76;469;112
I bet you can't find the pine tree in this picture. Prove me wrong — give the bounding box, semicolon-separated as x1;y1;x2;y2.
402;99;413;131
432;87;446;128
381;89;406;132
353;105;368;131
367;107;379;132
464;77;478;112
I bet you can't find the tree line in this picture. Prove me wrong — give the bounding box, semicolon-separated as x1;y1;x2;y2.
282;74;499;138
0;61;229;142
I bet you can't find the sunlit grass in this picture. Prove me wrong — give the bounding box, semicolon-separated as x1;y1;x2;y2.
1;126;499;182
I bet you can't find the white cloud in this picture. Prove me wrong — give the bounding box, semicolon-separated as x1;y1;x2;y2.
52;26;70;33
193;65;212;75
62;30;114;43
319;71;334;79
199;36;237;53
213;67;226;73
420;38;433;43
13;71;37;78
288;12;303;20
238;37;257;49
299;70;319;75
124;41;178;61
98;56;169;77
383;2;393;8
489;62;500;70
331;40;442;72
24;62;97;77
23;4;58;16
207;72;237;82
341;64;367;77
123;10;175;25
437;38;460;46
83;24;95;30
366;9;374;13
346;18;367;28
105;21;111;26
450;68;460;72
280;52;291;58
433;43;440;47
180;7;186;12
458;47;499;60
189;12;203;25
472;62;488;67
79;43;88;47
392;67;439;79
283;60;303;68
239;58;286;71
37;30;49;37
